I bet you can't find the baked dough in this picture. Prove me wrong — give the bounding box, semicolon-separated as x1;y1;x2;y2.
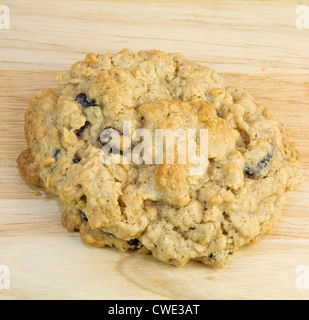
17;49;303;267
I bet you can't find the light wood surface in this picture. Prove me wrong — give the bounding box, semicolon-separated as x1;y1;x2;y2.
1;0;309;300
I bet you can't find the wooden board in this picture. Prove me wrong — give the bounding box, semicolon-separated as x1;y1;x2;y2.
1;0;309;300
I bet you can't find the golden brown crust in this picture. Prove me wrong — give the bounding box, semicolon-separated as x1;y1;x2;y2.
17;148;42;187
61;208;82;232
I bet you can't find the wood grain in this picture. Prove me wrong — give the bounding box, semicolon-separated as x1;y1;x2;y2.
0;0;309;300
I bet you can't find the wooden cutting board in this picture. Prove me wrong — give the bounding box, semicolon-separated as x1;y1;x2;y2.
1;0;309;300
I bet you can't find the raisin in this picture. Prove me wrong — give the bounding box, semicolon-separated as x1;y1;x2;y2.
244;153;272;177
53;148;61;160
107;233;116;238
100;126;123;143
73;154;81;163
127;238;140;249
80;211;88;222
75;93;97;108
99;127;131;153
259;154;272;169
74;121;90;138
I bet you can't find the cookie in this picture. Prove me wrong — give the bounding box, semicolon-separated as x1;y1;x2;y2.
17;49;303;267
